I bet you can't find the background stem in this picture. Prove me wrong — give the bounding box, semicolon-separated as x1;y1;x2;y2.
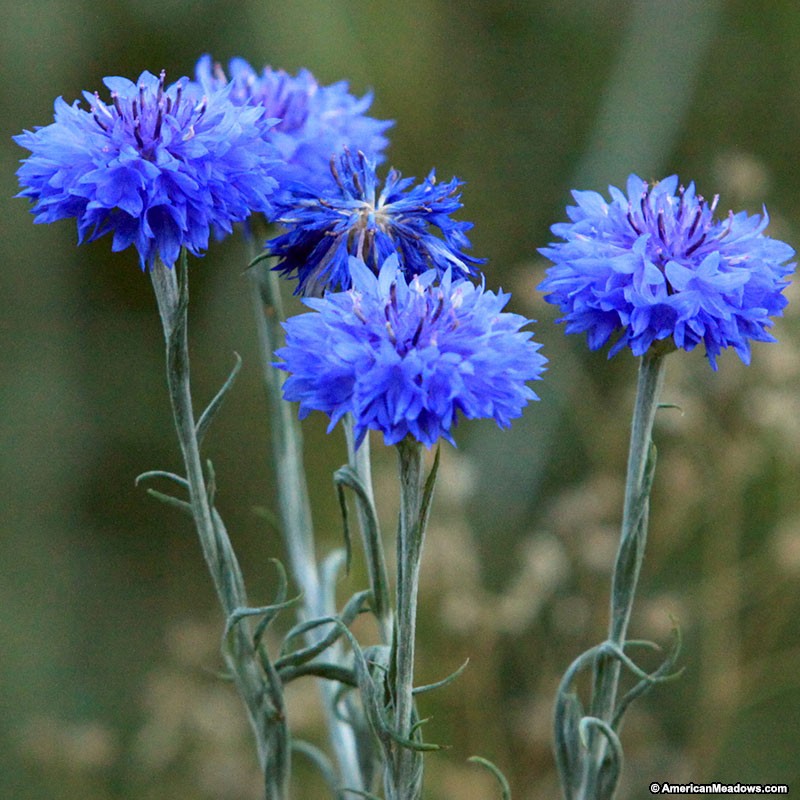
248;254;365;795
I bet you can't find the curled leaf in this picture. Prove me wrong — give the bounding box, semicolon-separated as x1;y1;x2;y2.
468;756;511;800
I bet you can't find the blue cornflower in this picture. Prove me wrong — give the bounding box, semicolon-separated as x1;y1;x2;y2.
538;174;795;368
267;149;485;296
275;255;546;448
14;70;278;269
192;55;392;195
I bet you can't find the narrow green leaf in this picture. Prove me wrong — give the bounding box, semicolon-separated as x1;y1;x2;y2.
144;488;193;516
334;467;355;574
418;444;441;534
413;659;469;695
336;457;392;634
279;662;357;686
468;756;512;800
204;458;217;509
612;625;684;729
135;470;189;490
339;790;383;800
277;591;370;669
292;740;341;798
553;690;585;795
225;596;299;643
195;352;242;446
586;718;623;800
247;249;274;271
251;505;280;531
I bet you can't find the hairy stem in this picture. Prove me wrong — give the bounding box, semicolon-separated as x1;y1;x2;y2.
578;351;666;799
386;438;435;800
344;416;393;645
150;255;288;800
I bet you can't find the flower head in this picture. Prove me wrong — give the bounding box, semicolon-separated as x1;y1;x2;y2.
276;255;546;448
14;69;278;269
192;55;391;195
538;174;795;368
267;149;485;296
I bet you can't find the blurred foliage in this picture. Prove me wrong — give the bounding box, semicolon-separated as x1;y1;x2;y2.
3;1;800;798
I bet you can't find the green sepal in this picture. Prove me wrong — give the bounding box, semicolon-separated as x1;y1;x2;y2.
251;505;280;532
468;756;512;800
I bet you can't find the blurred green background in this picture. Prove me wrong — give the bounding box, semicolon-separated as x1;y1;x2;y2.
3;1;800;797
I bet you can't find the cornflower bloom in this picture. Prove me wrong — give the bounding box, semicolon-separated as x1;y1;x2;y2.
14;69;278;269
275;255;546;447
192;55;391;195
268;149;485;296
538;174;795;367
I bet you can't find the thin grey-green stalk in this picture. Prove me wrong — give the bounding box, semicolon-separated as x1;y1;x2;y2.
386;439;433;800
344;415;393;645
248;257;365;795
577;351;666;799
149;256;288;800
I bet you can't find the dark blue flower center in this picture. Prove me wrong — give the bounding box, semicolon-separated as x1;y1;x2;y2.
378;282;454;357
91;71;205;161
627;183;718;270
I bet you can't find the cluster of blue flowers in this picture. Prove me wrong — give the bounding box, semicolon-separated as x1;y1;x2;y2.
14;56;795;446
15;55;546;448
539;174;795;368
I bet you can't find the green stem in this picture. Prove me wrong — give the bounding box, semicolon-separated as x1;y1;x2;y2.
387;438;434;800
344;416;393;645
248;251;365;795
149;255;288;800
578;351;666;799
248;254;320;613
